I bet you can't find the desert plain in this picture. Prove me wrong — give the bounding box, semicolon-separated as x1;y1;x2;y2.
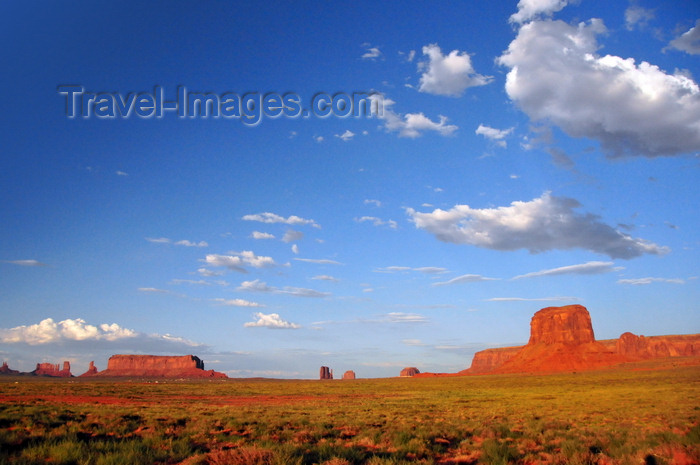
1;359;699;465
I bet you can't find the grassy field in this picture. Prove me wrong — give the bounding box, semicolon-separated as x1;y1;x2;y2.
0;365;698;465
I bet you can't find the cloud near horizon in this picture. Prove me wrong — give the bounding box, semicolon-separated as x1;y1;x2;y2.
406;192;668;259
0;318;205;352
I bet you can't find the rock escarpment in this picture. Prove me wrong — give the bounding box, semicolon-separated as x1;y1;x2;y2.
342;370;356;380
463;305;700;374
96;355;226;378
32;361;73;377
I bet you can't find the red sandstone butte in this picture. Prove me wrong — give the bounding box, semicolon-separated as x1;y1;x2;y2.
319;366;333;380
79;361;99;377
32;361;73;377
0;362;19;375
95;355;227;378
399;367;420;377
342;370;356;380
461;305;700;375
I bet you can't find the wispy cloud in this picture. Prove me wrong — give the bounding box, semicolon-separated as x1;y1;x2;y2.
361;44;382;60
617;277;685;285
211;298;264;307
512;261;622;280
335;130;355;141
251;231;275;240
475;124;514;148
433;274;499;286
237;279;330;298
375;266;449;274
356;216;397;229
2;259;48;267
146;237;208;247
242;212;320;229
294;258;343;265
204;251;277;273
312;275;339;282
370;95;458;138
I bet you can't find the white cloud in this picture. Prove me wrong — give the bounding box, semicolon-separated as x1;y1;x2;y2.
174;240;208;247
385;312;428;323
291;244;299;254
312;275;339;282
314;135;324;143
402;339;426;346
237;279;330;298
212;298;264;307
282;230;304;243
617;277;685;285
361;44;382;60
205;251;277;273
146;237;207;247
433;274;499;286
137;287;170;293
668;19;700;55
197;267;224;277
475;124;514;147
2;259;48;267
146;237;171;244
336;130;355;141
417;44;492;97
497;19;700;157
356;216;398;229
624;5;655;31
370;95;458;138
512;261;623;279
364;199;382;207
294;258;343;265
0;318;136;345
251;231;275;240
406;192;668;259
244;312;300;329
374;266;448;274
509;0;568;24
116;170;129;176
242;212;320;228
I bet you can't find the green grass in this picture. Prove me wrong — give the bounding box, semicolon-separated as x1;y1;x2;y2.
0;366;698;464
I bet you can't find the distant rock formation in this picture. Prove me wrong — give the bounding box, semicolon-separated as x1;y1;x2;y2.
462;305;700;375
0;362;19;375
342;370;356;380
319;366;333;380
400;367;420;377
95;355;227;378
79;361;98;377
32;361;73;377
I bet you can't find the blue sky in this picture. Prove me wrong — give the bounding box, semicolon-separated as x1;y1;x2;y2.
1;0;698;378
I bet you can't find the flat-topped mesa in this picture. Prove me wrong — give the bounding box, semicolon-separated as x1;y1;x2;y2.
342;370;356;380
33;361;72;377
97;355;226;378
529;305;595;345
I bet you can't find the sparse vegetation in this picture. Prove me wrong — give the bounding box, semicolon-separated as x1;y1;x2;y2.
0;366;698;464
